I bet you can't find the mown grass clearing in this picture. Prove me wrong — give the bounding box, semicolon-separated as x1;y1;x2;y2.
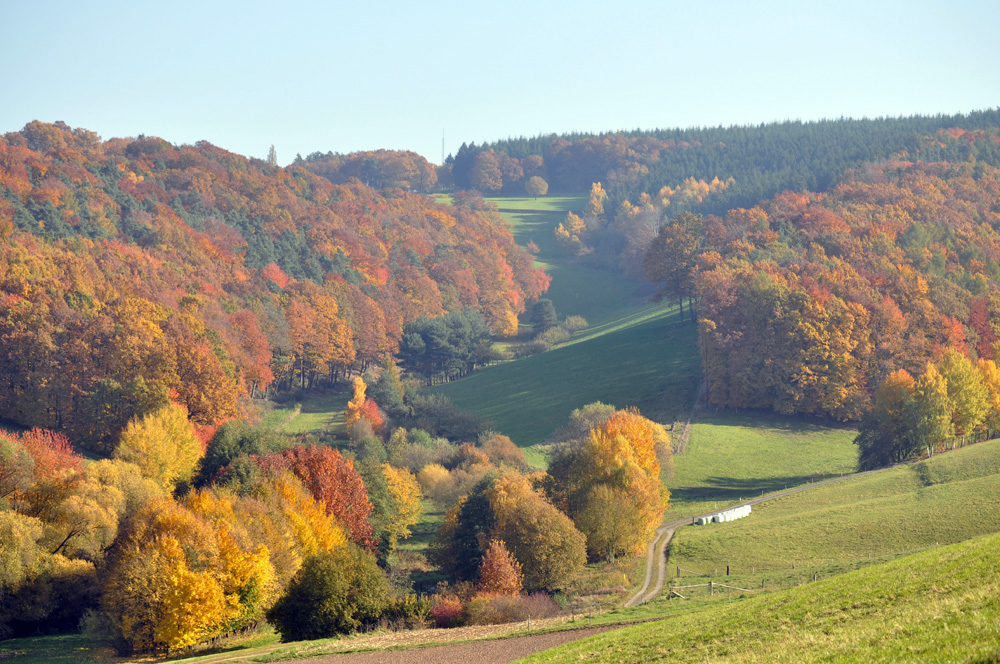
274;390;349;435
490;195;587;213
666;438;1000;588
525;531;1000;663
666;412;858;518
433;308;700;446
260;404;300;430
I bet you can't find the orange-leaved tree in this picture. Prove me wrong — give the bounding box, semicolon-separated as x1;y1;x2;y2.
476;538;523;596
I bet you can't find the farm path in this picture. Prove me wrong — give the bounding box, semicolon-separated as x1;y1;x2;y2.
292;626;617;664
625;466;884;607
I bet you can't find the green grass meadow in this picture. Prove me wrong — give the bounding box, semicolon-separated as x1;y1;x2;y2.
0;634;120;664
278;391;348;435
666;412;859;517
522;531;1000;663
489;195;647;324
433;307;700;445
665;438;1000;585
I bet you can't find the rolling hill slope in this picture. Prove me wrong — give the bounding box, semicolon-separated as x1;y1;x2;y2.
523;530;1000;663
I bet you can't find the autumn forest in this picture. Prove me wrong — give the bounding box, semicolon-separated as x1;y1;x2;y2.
3;110;1000;656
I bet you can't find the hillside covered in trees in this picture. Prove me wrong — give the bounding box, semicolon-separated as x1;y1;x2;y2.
636;129;1000;463
0;122;684;654
0;121;548;450
450;109;1000;215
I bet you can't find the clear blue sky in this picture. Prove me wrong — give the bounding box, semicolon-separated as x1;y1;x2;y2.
2;0;997;165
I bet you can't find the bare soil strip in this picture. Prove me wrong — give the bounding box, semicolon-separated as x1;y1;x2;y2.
294;626;617;664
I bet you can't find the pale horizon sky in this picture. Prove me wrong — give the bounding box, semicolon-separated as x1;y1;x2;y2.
2;0;998;166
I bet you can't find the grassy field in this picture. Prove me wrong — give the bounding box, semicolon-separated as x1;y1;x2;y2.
260;390;350;435
426;195;701;445
0;634;122;664
433;307;700;445
523;531;1000;663
487;195;647;324
666;412;859;518
665;438;1000;585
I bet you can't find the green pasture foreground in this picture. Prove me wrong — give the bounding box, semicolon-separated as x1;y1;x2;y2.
523;531;1000;663
667;438;1000;579
433;306;700;446
666;413;858;517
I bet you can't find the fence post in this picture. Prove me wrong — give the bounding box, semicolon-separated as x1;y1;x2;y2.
710;581;714;596
677;566;680;578
726;565;730;576
761;578;765;589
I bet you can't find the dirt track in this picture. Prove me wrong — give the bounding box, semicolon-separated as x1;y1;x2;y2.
294;626;617;664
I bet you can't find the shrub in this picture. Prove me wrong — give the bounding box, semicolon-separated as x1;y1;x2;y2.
266;545;389;641
429;595;465;628
354;436;387;465
196;420;287;486
479;434;527;469
535;326;571;347
390;594;431;628
514;340;551;358
417;463;452;501
408;394;487;441
563;316;589;333
465;593;560;625
399;436;452;473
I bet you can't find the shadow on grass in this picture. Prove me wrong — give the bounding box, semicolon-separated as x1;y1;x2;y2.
697;411;856;435
297;388;350;413
671;473;846;504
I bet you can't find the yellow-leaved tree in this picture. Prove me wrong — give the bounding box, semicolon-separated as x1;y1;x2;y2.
271;472;347;557
101;498;228;653
186;490;277;632
547;406;671;561
380;463;422;548
344;377;367;431
155;536;227;651
114;403;203;492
